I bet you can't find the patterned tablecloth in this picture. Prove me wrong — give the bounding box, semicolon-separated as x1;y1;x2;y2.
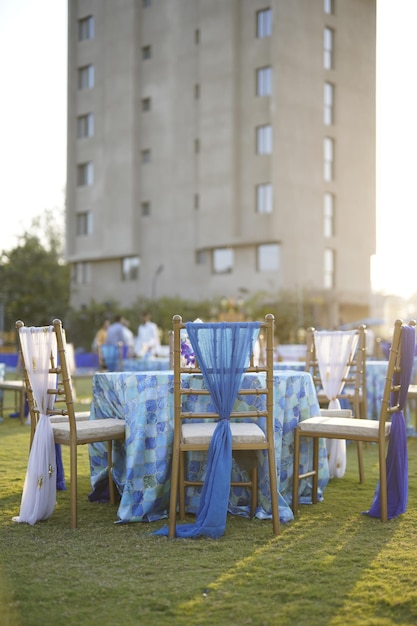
89;369;328;524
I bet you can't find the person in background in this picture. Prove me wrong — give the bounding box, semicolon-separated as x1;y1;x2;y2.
102;315;127;371
135;311;161;357
105;315;126;346
122;318;135;358
93;319;110;369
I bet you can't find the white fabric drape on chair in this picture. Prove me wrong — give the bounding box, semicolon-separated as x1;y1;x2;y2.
314;330;359;479
13;326;58;524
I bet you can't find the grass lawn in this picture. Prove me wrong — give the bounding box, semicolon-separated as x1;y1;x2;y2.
1;377;417;625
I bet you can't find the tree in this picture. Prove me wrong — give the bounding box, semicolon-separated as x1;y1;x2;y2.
0;210;70;336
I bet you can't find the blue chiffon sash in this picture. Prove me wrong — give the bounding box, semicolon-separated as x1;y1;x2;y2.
154;321;260;538
365;323;415;519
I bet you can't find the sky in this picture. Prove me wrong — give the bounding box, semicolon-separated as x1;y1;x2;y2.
0;0;416;298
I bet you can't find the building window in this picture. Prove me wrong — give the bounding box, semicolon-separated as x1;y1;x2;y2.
72;262;91;285
257;8;272;38
213;248;234;274
122;256;140;281
76;211;93;236
324;27;334;70
142;97;151;112
256;124;272;154
142;45;152;60
324;137;334;181
78;16;94;41
324;248;335;289
194;83;200;99
141;149;151;163
194;138;200;153
141;201;150;216
194;193;199;210
256;183;273;214
324;192;335;237
324;82;334;125
195;29;200;44
78;64;94;90
258;243;280;272
324;0;334;15
256;66;272;96
77;113;94;139
77;162;94;187
142;0;151;7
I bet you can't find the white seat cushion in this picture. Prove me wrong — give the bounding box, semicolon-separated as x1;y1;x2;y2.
52;418;125;444
182;421;266;445
298;415;390;439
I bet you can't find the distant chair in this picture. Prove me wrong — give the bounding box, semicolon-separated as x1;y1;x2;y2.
305;325;367;481
15;319;125;529
293;319;416;522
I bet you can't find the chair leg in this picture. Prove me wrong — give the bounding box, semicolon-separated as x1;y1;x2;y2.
107;441;116;505
356;440;365;484
266;446;280;535
168;442;180;538
379;439;388;522
312;437;319;505
292;428;300;515
179;451;185;520
70;443;78;529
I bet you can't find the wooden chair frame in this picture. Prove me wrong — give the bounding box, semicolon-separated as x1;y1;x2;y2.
293;319;415;522
305;324;367;482
16;319;125;529
168;313;280;537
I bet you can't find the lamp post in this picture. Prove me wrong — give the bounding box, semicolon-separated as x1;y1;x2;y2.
151;265;164;300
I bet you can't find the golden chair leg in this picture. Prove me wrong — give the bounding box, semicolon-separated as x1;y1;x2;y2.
292;428;300;515
379;439;388;522
168;445;180;538
70;444;78;530
356;440;365;484
312;437;319;505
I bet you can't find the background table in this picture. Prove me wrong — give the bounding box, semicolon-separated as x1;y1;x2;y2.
89;369;328;524
121;357;170;372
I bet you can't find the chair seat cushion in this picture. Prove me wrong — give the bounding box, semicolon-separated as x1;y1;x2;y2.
182;421;266;445
298;415;390;439
52;418;125;444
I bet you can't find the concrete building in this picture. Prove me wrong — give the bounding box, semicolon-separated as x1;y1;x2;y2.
66;0;376;327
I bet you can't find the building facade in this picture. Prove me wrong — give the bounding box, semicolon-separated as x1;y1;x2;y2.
66;0;376;327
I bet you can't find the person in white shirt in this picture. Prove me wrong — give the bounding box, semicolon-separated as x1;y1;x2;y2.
135;311;161;357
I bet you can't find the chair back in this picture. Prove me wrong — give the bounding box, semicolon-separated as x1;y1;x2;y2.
16;320;79;432
305;325;367;417
168;312;279;537
378;318;415;433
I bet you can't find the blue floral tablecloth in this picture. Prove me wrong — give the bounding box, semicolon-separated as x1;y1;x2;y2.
89;369;328;524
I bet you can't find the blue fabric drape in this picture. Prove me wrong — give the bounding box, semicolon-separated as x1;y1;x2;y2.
366;324;415;519
154;321;260;538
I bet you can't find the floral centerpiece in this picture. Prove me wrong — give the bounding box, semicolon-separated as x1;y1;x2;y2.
179;318;203;368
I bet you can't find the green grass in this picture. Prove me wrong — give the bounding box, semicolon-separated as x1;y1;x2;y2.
1;378;417;625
